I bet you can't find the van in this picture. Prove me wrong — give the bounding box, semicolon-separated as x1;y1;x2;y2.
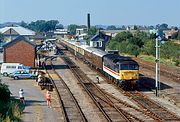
0;63;30;76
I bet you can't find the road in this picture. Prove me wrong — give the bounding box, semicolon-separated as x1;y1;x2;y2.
1;76;63;122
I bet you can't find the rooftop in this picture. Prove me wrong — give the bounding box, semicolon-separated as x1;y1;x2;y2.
0;25;35;36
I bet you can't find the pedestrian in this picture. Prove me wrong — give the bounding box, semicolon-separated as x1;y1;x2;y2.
19;89;25;105
46;91;52;108
37;73;42;86
35;69;39;82
96;75;100;83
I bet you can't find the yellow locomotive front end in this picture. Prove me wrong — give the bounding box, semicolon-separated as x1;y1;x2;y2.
119;63;139;84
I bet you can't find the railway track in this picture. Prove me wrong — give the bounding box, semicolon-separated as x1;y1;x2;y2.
45;58;87;122
89;62;180;121
60;55;163;122
133;58;180;83
124;91;180;122
56;42;180;121
88;60;180;121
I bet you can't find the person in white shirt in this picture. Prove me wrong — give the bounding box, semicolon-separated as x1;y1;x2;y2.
19;89;25;104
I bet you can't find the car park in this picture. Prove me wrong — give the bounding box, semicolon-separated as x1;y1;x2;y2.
11;70;37;80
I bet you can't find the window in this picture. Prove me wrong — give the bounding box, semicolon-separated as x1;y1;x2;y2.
96;41;102;47
99;42;102;47
120;64;139;70
6;66;16;69
18;66;23;69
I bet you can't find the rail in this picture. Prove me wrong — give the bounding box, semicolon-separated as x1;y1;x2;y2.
45;57;87;122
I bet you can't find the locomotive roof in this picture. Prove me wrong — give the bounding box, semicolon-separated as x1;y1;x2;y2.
103;54;138;64
64;40;107;57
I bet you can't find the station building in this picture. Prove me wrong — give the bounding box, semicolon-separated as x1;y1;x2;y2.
3;36;36;67
0;25;35;43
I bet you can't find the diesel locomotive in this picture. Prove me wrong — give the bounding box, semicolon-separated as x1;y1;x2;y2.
60;40;139;88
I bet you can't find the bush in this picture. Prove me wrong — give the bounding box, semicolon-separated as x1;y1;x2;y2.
0;82;11;102
0;81;23;121
174;59;180;66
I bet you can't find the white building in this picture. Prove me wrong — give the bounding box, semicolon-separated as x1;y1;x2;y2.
76;28;88;40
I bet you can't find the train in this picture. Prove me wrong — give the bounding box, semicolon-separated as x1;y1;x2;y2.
59;40;139;88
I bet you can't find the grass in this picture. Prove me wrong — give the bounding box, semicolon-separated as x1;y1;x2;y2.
122;53;179;68
138;55;178;67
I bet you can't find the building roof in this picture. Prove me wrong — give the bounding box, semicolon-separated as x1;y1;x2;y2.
33;34;45;39
3;36;36;48
90;32;111;42
0;25;35;36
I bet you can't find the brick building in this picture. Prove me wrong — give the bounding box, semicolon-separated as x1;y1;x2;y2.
3;36;36;67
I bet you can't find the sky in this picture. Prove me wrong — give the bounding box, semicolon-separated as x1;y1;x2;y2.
0;0;180;26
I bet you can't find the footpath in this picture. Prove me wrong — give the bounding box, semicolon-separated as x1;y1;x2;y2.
2;77;63;122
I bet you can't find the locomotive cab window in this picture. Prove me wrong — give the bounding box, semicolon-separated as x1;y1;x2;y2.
120;64;139;70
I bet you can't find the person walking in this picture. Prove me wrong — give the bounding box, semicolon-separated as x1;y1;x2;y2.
46;91;52;108
37;73;42;86
19;89;25;105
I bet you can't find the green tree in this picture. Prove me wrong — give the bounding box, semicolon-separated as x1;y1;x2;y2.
142;39;156;56
68;24;79;35
134;25;138;30
114;31;133;42
27;20;60;32
20;21;28;28
107;25;117;30
88;26;97;36
126;43;140;57
160;41;180;59
56;24;64;29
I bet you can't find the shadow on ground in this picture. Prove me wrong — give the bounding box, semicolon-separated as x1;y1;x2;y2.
53;64;69;70
137;74;172;92
25;100;46;107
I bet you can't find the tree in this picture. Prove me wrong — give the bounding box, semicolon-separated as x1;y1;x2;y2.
88;26;97;36
157;23;168;30
134;25;138;30
27;20;60;32
56;24;64;29
68;24;79;35
20;21;28;28
107;25;117;30
142;39;156;56
114;31;133;42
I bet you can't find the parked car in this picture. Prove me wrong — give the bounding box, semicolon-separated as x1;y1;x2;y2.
11;70;37;80
1;63;30;76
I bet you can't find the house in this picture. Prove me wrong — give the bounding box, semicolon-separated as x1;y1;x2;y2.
76;28;88;40
90;32;111;51
163;29;179;39
0;25;35;43
3;36;36;67
54;29;69;39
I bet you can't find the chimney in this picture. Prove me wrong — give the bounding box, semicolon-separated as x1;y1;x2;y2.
87;13;91;30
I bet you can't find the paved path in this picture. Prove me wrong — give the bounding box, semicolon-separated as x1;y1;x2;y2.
1;76;63;122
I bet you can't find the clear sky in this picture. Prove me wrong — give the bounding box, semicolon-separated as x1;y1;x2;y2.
0;0;180;26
